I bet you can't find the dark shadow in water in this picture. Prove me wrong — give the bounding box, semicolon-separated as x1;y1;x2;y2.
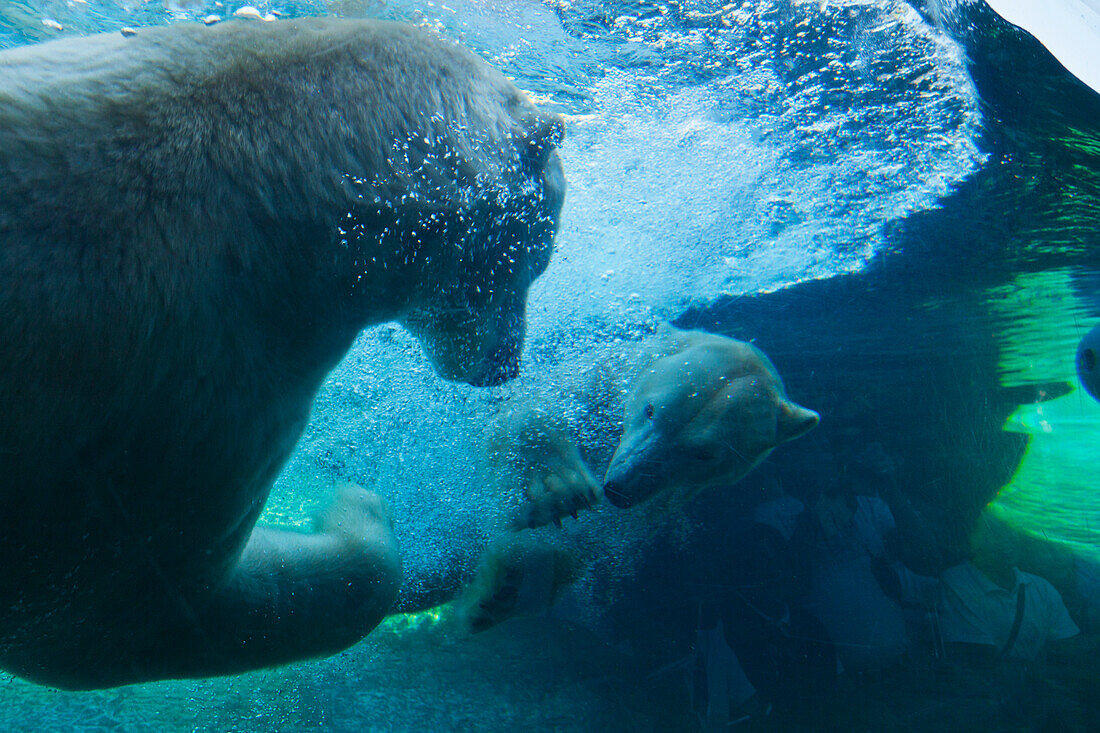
605;5;1100;728
674;0;1100;557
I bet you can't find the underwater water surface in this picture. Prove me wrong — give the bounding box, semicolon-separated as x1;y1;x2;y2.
3;0;1100;730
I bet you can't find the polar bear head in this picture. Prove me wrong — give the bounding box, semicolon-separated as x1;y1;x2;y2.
602;328;819;508
390;114;567;387
399;140;564;387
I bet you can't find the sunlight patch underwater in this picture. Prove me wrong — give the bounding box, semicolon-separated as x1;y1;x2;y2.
989;269;1100;562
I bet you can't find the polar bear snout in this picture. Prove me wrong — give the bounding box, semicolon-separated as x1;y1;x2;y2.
452;302;526;387
404;293;529;387
602;480;634;509
465;324;523;386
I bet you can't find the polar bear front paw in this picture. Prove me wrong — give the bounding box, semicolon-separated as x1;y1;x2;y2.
455;537;580;633
317;482;398;554
513;458;602;530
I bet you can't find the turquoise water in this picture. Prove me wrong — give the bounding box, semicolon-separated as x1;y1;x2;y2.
988;269;1100;560
2;0;1100;730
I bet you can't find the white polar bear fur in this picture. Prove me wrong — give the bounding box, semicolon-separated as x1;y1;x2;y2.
0;17;564;689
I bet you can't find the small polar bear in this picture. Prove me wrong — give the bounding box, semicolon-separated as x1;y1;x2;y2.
452;325;819;631
603;325;820;509
495;325;820;529
0;18;564;689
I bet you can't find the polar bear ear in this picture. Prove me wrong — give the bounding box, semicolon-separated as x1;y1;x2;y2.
777;400;819;444
653;322;691;351
516;113;565;168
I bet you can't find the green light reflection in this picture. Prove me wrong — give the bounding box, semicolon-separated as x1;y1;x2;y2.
988;269;1100;562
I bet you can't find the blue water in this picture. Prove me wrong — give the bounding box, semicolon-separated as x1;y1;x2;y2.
3;0;1100;729
263;0;984;597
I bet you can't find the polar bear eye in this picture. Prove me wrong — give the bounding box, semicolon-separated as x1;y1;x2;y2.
643;403;655;419
693;448;718;463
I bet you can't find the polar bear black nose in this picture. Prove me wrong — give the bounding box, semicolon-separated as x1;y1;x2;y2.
603;482;632;509
465;318;524;387
469;353;520;387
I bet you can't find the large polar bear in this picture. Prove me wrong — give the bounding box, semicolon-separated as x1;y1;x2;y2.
0;17;565;689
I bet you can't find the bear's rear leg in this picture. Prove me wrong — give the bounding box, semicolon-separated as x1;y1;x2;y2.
188;483;402;678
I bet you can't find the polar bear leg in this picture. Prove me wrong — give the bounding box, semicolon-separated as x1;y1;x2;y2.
189;485;402;676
